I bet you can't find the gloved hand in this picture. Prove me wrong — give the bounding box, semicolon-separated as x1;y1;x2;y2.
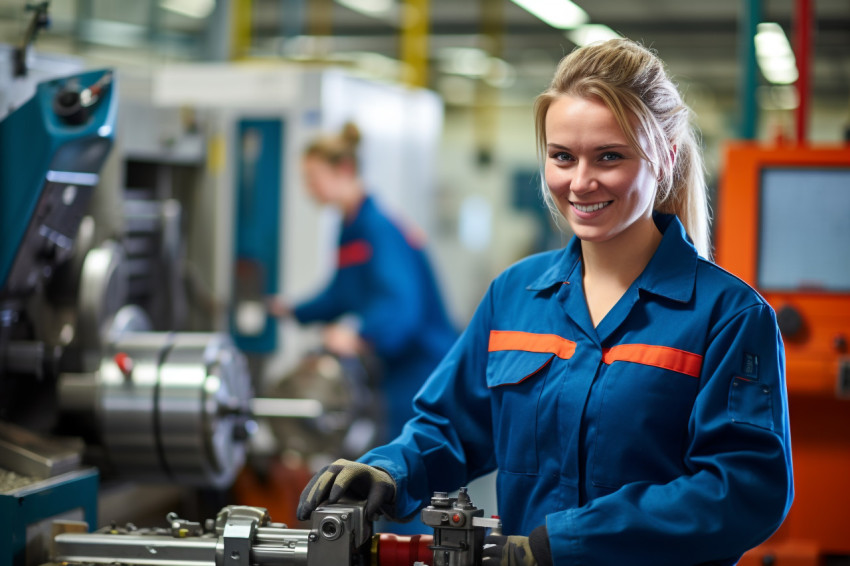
482;525;553;566
296;459;396;522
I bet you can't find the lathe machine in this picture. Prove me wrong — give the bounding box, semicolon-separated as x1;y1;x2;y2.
50;488;501;566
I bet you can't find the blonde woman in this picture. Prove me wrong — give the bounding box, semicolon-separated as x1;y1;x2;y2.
296;40;793;565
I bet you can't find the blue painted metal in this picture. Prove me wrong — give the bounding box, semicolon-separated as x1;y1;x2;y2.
738;0;762;139
231;118;283;353
0;468;98;566
0;68;118;291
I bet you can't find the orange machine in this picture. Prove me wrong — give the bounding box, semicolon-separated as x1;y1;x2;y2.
715;142;850;565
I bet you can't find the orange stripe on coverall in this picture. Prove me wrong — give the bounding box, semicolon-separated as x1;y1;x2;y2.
488;330;577;360
602;344;703;378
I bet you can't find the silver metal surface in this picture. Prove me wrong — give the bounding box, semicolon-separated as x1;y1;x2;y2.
50;492;497;566
52;505;349;566
250;398;323;419
96;331;253;487
58;324;253;487
54;533;218;566
76;239;128;371
0;421;81;479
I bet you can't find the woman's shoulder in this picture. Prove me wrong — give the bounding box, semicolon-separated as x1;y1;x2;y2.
694;256;772;313
493;249;568;289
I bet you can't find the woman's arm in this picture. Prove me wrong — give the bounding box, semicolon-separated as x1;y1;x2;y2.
359;281;498;518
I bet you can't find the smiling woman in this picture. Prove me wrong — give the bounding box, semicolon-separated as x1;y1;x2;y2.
295;38;793;566
543;96;658;247
542;94;663;326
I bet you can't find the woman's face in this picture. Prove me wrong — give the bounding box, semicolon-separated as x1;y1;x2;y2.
302;156;343;204
544;95;658;245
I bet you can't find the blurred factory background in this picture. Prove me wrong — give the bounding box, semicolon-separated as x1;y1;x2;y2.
0;1;848;565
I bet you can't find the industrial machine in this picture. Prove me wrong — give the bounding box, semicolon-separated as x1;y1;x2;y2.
715;142;850;565
0;52;402;566
0;65;116;565
1;8;446;563
0;58;259;566
49;488;500;566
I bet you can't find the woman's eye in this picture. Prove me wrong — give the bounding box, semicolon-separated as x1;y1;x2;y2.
600;152;623;161
550;151;572;162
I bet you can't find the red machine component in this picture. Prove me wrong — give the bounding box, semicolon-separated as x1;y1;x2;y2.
715;142;850;565
373;533;434;566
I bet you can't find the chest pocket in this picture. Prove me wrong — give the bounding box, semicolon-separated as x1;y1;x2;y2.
486;350;553;474
591;345;702;489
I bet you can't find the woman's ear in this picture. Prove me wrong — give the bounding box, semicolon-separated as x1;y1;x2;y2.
338;157;358;177
656;144;677;183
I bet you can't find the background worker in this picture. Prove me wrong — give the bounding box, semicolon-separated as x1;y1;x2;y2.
268;122;458;533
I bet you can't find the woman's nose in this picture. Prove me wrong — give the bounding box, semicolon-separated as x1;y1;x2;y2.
570;161;596;194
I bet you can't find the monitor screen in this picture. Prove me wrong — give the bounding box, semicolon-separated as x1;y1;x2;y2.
758;167;850;292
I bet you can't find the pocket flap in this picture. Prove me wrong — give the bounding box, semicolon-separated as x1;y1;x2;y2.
486;350;554;388
728;376;775;431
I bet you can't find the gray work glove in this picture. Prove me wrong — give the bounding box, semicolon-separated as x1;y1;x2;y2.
296;458;396;521
482;525;553;566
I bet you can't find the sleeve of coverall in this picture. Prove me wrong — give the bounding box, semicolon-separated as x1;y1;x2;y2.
547;303;793;566
356;233;427;358
292;271;346;324
358;282;499;519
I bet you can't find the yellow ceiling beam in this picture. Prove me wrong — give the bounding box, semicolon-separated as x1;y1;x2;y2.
400;0;430;87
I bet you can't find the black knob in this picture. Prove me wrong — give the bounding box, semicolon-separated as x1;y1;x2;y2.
53;88;89;125
776;304;804;340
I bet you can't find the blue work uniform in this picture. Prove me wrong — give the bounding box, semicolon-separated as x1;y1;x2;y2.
360;213;793;565
293;195;458;441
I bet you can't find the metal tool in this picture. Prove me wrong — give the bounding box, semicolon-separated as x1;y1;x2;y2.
50;490;500;566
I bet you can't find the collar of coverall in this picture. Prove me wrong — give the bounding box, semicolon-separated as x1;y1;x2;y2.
525;212;697;304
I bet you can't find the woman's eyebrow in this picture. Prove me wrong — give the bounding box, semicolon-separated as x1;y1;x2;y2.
546;142;630;151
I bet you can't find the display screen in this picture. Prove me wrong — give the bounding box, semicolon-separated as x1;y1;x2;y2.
758;167;850;291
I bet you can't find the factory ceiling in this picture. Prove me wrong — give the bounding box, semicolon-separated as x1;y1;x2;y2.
1;0;848;110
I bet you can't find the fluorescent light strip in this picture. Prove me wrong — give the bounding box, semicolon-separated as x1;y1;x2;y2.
337;0;394;17
755;22;799;85
567;24;621;46
510;0;589;29
159;0;216;19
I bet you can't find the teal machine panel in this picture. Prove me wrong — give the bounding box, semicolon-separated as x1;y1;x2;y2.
231;119;283;353
0;69;117;301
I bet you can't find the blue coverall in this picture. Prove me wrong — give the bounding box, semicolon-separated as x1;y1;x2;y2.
293;195;458;441
360;213;794;565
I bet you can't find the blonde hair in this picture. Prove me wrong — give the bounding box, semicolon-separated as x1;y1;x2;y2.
533;38;711;259
304;122;362;171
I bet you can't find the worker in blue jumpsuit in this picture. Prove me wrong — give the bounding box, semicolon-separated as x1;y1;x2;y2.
295;40;793;565
268;124;458;531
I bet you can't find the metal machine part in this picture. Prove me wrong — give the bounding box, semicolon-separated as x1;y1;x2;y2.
0;64;117;566
58;318;254;489
53;503;370;566
0;67;117;432
0;68;115;303
266;352;382;461
50;491;498;566
421;488;500;566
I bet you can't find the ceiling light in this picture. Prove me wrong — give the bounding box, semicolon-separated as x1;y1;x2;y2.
566;24;621;46
439;47;490;78
754;22;798;85
337;0;394;17
159;0;215;19
510;0;589;30
437;47;516;88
